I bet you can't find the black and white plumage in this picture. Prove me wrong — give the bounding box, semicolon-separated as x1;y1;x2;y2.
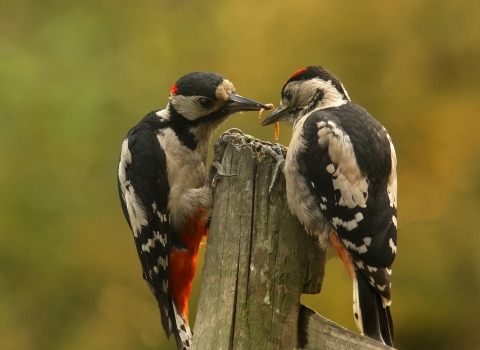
262;66;397;346
118;72;271;350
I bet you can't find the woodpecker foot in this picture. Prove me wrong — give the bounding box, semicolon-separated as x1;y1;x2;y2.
221;128;244;137
208;135;236;190
264;144;285;194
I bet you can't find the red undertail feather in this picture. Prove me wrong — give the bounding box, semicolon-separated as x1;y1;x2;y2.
170;208;210;323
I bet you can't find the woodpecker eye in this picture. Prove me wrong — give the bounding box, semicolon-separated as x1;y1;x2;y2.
198;97;214;109
284;90;293;102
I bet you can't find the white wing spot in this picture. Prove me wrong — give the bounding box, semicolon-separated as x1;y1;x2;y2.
389;238;397;254
392;215;397;228
377;284;386;292
158;256;168;269
367;265;378;272
387;134;398;208
363;237;372;246
355;260;365;269
320;203;327;210
331;212;363;231
311;181;315;188
141;238;156;252
326;164;335;174
162;280;168;293
342;238;368;254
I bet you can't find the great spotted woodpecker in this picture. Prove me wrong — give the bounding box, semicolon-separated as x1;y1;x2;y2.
117;72;271;350
262;66;397;346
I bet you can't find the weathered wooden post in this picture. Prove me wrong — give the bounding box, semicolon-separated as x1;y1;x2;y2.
192;132;393;350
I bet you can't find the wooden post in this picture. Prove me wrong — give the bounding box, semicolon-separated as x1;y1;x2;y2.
192;132;393;350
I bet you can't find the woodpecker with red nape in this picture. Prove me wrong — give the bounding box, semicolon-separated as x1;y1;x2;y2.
262;66;397;346
117;72;272;350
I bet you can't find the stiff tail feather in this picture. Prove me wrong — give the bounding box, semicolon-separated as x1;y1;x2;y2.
170;299;193;350
354;269;394;347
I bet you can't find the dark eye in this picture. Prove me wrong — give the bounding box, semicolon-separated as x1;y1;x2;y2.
284;90;293;102
199;97;213;108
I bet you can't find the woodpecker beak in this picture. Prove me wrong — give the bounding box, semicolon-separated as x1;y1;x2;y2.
226;94;273;113
261;106;290;126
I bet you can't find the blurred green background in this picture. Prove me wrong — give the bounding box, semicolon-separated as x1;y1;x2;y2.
1;0;480;349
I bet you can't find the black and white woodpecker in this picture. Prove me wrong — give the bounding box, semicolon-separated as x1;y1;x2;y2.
117;72;272;350
262;66;397;346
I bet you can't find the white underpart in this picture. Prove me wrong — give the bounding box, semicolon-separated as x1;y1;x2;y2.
158;129;213;231
118;139;148;237
172;300;193;349
386;133;398;209
353;276;364;335
317;120;368;209
284;115;331;246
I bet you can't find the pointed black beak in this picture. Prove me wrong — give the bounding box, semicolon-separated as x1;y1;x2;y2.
226;94;273;113
261;106;290;126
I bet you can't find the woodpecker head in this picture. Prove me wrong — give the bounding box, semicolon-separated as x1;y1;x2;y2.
168;72;272;129
262;66;350;127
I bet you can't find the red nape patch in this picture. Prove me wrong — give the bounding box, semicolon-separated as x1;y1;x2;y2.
170;84;178;95
284;67;308;87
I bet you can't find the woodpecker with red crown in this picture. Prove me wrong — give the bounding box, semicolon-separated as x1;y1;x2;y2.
262;66;397;346
118;72;271;350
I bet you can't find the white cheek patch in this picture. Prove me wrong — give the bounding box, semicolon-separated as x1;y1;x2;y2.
118;139;148;237
287;79;348;110
170;95;211;121
317;120;368;209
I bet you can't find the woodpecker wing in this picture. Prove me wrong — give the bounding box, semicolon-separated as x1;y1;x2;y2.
117;115;174;338
300;102;397;301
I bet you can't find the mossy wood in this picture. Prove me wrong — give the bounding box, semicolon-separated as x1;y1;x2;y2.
192;133;393;350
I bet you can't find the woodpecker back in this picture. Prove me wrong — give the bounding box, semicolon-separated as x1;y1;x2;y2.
118;72;271;350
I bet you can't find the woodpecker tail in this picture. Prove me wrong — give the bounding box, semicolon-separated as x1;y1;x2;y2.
168;299;193;350
353;269;394;347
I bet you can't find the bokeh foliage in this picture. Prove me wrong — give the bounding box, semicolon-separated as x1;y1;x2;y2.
1;0;480;349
